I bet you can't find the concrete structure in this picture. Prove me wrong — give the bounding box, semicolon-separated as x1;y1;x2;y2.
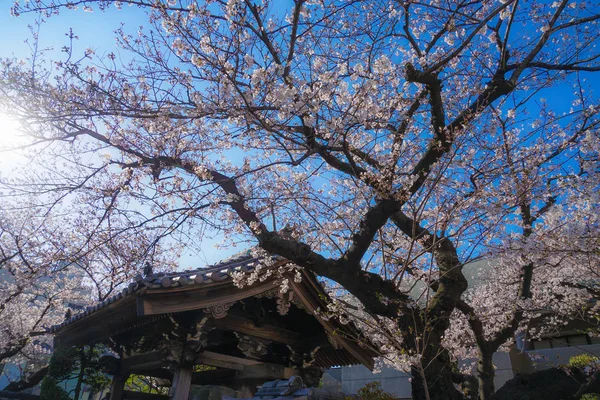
330;259;600;398
333;342;600;399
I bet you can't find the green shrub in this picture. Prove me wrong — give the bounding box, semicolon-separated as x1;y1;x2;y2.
353;381;399;400
39;376;71;400
568;354;599;369
581;394;600;400
40;345;111;400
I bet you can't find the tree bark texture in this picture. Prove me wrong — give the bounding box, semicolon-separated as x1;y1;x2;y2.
476;347;494;400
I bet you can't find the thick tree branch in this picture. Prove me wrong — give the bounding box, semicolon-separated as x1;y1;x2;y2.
343;199;402;265
508;0;569;85
390;211;467;330
3;366;49;392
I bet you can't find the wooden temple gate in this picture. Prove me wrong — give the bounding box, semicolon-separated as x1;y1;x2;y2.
50;253;375;400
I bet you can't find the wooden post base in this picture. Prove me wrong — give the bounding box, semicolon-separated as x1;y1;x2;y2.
109;374;129;400
169;367;193;400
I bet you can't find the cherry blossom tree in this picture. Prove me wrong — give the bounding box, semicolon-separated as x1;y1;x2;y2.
0;206;87;387
442;102;600;398
63;216;178;302
0;197;174;390
1;1;599;399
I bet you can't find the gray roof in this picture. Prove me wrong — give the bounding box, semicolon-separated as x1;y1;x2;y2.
49;250;279;333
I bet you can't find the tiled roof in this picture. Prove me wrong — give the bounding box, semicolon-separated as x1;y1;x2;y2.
50;250;280;333
31;339;53;355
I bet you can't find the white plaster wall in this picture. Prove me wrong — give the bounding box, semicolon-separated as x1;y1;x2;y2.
525;344;600;370
492;352;514;390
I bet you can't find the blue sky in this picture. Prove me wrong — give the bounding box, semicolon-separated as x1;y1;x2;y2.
0;4;145;60
0;0;245;371
0;4;244;268
4;2;329;272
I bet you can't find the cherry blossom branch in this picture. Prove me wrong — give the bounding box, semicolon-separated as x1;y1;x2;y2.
401;2;423;59
283;0;305;79
424;0;516;74
508;0;569;85
62;123;410;317
2;366;49;392
506;62;600;73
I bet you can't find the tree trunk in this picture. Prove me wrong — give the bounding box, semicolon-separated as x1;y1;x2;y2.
3;366;49;392
411;358;463;400
73;346;86;400
476;348;494;400
409;338;463;400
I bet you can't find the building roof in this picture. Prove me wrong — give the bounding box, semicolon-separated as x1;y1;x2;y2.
50;250;376;370
50;249;263;333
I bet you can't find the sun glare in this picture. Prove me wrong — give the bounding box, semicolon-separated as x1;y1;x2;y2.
0;112;25;150
0;112;29;172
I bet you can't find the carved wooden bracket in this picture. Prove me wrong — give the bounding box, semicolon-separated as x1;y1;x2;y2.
276;291;294;316
302;346;321;368
286;344;321;369
327;333;342;350
235;332;269;360
203;302;233;319
255;286;306;315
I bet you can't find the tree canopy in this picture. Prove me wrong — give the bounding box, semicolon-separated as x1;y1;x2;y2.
1;1;599;399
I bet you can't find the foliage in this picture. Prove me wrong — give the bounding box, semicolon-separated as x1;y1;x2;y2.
1;1;599;399
568;354;600;370
193;364;217;373
124;365;217;396
39;376;71;400
353;382;399;400
494;367;600;400
125;374;169;395
40;347;77;400
39;345;111;400
582;394;600;400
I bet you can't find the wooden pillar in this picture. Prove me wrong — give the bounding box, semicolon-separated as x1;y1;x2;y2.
108;374;128;400
239;381;259;398
170;366;193;400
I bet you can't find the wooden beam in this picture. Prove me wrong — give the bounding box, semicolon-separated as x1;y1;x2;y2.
191;369;237;385
169;367;192;400
121;391;168;400
290;279;375;370
128;368;173;380
55;297;139;348
212;315;302;345
139;282;278;315
194;351;260;371
121;351;165;372
239;363;299;380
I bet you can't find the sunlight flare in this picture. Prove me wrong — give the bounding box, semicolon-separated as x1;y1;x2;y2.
0;112;25;149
